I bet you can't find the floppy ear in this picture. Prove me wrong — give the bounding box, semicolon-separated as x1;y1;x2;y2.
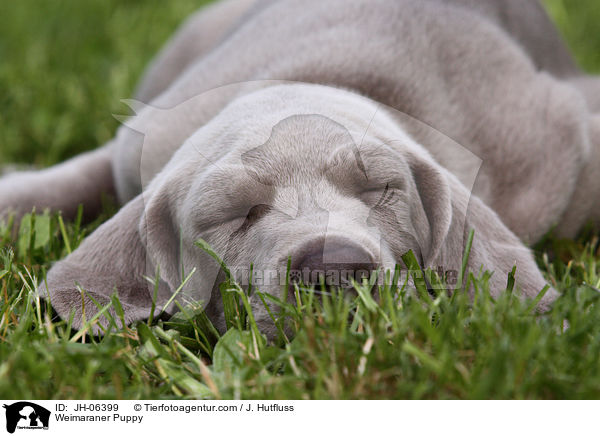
408;154;559;310
406;155;453;267
42;194;177;333
138;184;184;291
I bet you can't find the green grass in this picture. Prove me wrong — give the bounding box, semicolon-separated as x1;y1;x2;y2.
544;0;600;73
1;0;600;399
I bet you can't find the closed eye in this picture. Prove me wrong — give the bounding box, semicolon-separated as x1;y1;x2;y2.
231;203;273;235
373;184;399;209
362;183;400;210
245;203;272;224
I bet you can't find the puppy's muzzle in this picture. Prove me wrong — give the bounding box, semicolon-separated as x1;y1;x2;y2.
290;238;378;290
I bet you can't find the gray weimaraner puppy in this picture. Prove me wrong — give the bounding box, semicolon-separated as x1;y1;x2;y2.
1;0;599;336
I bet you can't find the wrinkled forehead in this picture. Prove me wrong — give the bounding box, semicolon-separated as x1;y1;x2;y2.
176;111;417;220
180;111;412;197
238;114;363;185
234;113;408;184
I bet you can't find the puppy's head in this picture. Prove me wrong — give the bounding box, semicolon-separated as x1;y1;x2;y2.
43;84;557;336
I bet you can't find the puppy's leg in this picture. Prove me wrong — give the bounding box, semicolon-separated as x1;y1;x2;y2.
569;76;600;112
391;2;593;244
498;0;580;78
463;0;600;112
134;0;259;102
0;144;115;222
457;0;600;238
497;0;600;113
556;114;600;236
449;0;579;78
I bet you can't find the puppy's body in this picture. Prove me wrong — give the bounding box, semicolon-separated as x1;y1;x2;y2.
117;0;599;243
2;0;599;333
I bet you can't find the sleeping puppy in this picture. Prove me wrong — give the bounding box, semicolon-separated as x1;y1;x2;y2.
1;0;599;335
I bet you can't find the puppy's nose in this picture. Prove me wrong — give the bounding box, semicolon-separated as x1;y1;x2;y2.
291;239;377;289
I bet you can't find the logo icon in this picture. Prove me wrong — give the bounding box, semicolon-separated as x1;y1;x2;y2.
2;402;50;433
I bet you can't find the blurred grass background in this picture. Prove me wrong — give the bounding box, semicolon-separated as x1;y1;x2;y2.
0;0;598;168
544;0;600;73
0;0;207;167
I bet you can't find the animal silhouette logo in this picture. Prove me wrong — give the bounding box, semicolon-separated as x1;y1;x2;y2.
2;402;50;433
